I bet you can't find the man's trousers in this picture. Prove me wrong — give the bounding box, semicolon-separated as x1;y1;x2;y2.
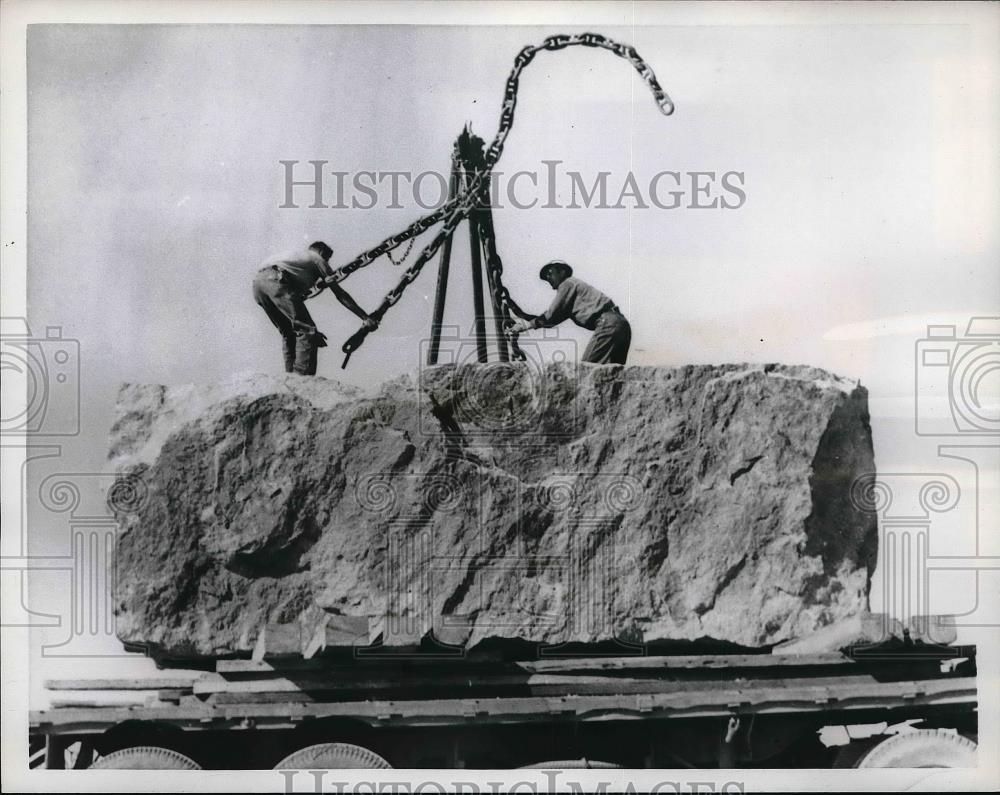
253;266;319;375
582;310;631;365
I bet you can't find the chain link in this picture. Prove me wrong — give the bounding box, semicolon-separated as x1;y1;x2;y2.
339;33;673;366
385;235;416;266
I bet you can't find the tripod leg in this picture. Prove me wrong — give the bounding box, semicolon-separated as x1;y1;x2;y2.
468;208;489;363
427;157;460;366
477;207;510;362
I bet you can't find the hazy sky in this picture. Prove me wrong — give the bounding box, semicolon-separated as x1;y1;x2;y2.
17;16;1000;698
26;23;998;389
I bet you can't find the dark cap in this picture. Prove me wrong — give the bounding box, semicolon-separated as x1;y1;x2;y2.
539;260;572;280
309;241;334;261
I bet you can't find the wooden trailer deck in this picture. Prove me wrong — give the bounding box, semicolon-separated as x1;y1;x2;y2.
31;648;977;735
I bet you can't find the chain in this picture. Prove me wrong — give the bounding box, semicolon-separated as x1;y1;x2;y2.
341;182;484;366
385;235;416;266
339;32;674;366
334;198;459;280
483;32;674;175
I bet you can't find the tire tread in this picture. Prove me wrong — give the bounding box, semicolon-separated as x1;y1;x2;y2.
274;742;392;769
857;729;977;768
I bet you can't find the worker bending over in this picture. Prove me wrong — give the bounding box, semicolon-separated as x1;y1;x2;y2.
508;260;631;365
253;241;377;376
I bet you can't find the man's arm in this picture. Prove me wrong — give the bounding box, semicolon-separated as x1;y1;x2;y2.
531;280;575;328
508;280;574;335
304;256;336;299
329;282;378;330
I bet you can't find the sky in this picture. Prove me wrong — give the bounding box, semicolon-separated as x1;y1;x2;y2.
11;14;1000;702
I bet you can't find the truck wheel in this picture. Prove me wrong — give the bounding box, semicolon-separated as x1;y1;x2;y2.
274;742;392;769
832;737;880;768
520;759;622;769
855;730;977;768
89;746;201;769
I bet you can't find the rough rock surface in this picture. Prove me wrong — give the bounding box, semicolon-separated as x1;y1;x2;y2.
109;364;877;658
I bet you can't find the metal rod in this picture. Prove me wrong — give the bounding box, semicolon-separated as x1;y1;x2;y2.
427;155;460;366
467;182;489;363
45;735;65;770
73;739;95;769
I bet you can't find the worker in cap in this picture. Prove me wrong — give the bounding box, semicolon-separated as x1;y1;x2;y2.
253;241;377;376
508;260;631;365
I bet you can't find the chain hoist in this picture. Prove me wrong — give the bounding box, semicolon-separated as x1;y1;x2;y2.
334;32;674;367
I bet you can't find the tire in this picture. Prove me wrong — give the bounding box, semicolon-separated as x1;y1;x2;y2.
273;742;392;769
832;737;881;768
855;729;977;768
89;746;201;770
520;759;622;769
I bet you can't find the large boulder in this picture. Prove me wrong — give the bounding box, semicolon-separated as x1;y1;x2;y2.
109;363;878;658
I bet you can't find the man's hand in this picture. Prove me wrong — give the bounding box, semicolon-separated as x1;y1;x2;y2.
507;318;532;335
362;316;379;332
293;322;328;347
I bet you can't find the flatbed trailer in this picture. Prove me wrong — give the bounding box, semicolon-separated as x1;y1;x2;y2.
29;642;978;770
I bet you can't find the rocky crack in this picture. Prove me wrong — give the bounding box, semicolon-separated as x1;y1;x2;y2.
729;455;764;485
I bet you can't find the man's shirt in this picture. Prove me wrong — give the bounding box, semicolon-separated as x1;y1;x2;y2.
532;276;619;331
262;250;335;296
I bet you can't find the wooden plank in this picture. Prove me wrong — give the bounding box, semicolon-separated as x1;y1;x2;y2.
49;700;136;709
215;651;854;675
195;669;879;697
210;691;327;704
217;659;324;674
520;653;855;673
44;678;196;691
30;675;977;733
204;674;882;704
195;672;702;696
